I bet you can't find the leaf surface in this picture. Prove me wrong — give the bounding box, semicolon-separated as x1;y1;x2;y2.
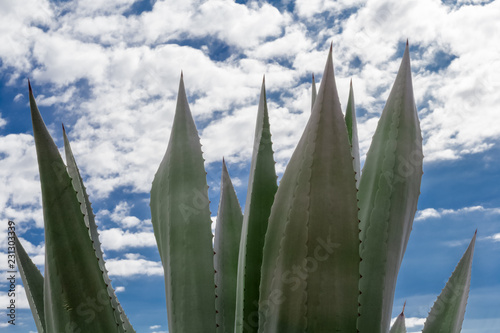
389;303;407;333
235;77;278;333
63;126;135;332
14;234;45;333
344;80;360;186
214;159;243;332
29;82;121;332
150;74;216;332
258;46;359;332
422;232;476;333
311;74;317;111
357;42;423;333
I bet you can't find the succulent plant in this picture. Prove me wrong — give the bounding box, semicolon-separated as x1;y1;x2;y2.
17;41;476;333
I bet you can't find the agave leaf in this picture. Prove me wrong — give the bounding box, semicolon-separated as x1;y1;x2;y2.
311;74;317;111
214;159;243;332
14;234;45;333
389;303;407;333
344;79;360;186
29;82;121;332
150;74;216;332
422;231;476;333
357;42;423;333
62;126;135;332
235;77;278;333
258;45;359;332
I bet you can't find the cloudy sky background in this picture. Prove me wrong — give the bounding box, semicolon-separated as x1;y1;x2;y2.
1;0;500;332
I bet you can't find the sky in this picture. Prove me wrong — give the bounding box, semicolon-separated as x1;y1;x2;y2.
0;0;499;332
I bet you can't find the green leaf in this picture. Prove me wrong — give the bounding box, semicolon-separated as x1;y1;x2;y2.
29;82;122;332
62;125;135;332
344;79;360;186
422;231;476;333
311;74;317;111
14;234;45;333
357;42;423;333
150;74;216;332
214;159;243;333
389;303;407;333
235;77;278;333
258;45;360;332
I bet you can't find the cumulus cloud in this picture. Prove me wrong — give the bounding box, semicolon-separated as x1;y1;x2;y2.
0;285;31;310
105;257;163;277
99;228;156;251
484;233;500;242
115;286;126;293
100;201;146;228
415;205;500;221
0;134;42;228
390;315;425;331
0;114;6;128
2;0;497;203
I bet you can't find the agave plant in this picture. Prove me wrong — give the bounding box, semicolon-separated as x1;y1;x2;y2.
16;41;476;333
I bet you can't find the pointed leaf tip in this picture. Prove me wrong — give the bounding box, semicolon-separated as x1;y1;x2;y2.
422;232;476;333
28;79;32;93
62;123;66;133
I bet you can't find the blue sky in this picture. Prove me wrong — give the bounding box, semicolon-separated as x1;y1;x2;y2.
1;0;500;332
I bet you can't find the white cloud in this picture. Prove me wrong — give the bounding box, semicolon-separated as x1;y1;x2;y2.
415;208;441;221
32;33;109;85
36;86;77;106
105;257;163;277
100;201;145;228
99;228;156;251
0;113;6;128
115;286;125;293
295;0;365;18
75;0;137;15
139;0;288;48
1;1;499;189
390;315;425;331
0;285;31;310
415;205;500;221
248;24;313;60
13;94;23;102
0;134;42;228
405;316;426;331
484;233;500;242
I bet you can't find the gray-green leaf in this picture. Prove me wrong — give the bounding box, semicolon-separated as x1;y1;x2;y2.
311;74;317;111
150;74;216;332
422;231;476;333
357;42;423;333
63;125;135;332
344;79;360;186
215;159;243;332
14;234;45;333
29;81;121;332
389;303;407;333
258;45;359;332
235;77;278;333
